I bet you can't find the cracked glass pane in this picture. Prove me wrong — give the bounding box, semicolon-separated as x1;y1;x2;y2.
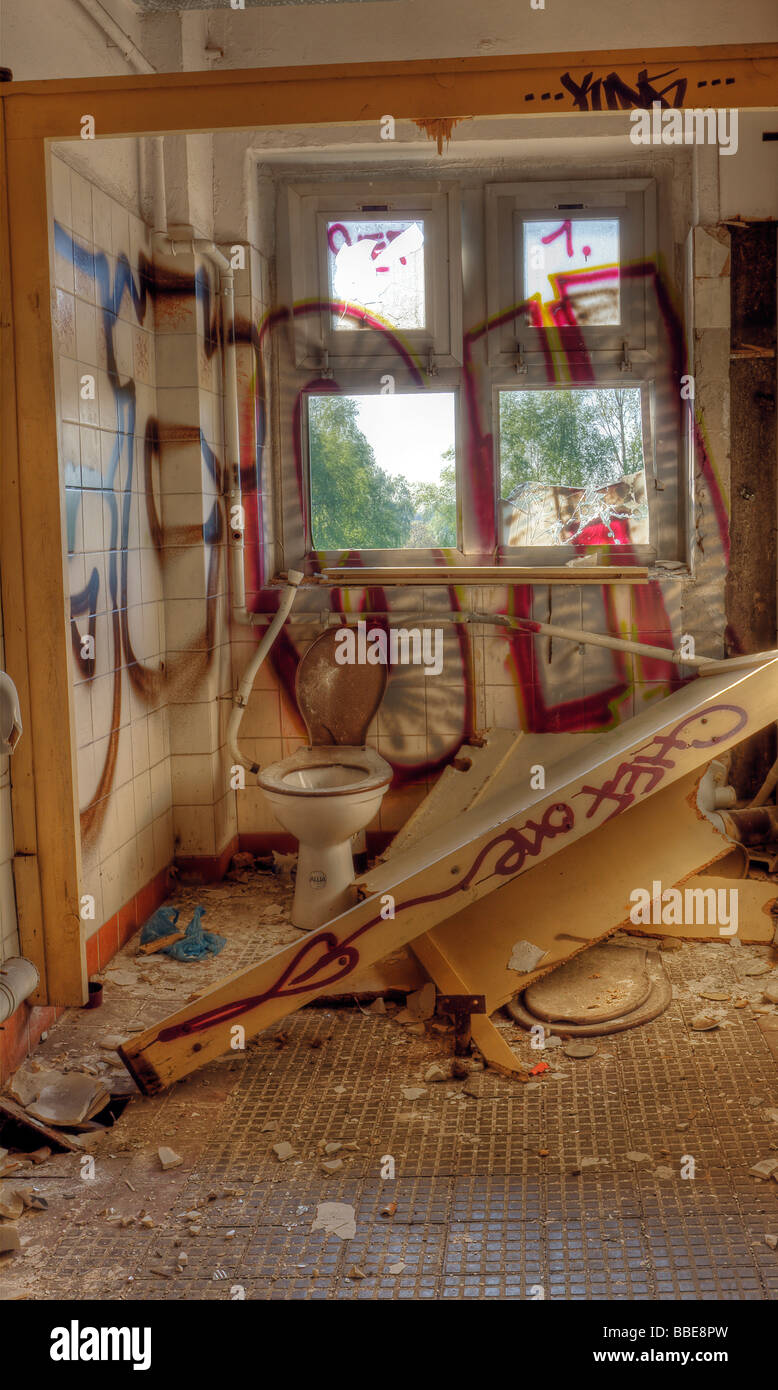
327;220;425;331
523;218;620;327
499;388;647;547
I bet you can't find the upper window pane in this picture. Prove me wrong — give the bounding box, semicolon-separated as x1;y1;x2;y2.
523;218;620;327
327;219;425;331
499;387;647;547
308;392;456;550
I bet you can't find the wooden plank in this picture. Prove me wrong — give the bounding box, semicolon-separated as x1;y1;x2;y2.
727;222;778;800
2;132;84;1006
3;46;777;143
411;932;527;1077
0;104;48;1000
422;771;733;1014
377;730;591;1066
381;729;523;860
0;1095;79;1154
623;874;777;944
120;659;778;1094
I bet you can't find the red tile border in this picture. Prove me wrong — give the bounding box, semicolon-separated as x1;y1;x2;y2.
0;999;64;1086
174;833;239;883
98;914;119;969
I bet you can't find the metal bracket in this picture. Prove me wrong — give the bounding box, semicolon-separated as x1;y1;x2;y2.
514;342;528;376
426;348;438;378
619;340;633;373
437;993;486;1056
319;350;334;380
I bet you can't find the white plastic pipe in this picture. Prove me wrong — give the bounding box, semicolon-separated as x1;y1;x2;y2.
74;0;155;74
228;571;305;775
0;957;39;1024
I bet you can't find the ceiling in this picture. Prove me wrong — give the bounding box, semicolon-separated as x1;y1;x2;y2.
133;1;397;10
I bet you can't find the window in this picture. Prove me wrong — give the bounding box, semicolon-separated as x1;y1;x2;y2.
498;387;648;548
485;179;657;365
283;182;462;368
277;173;681;569
326;219;426;332
307;391;457;551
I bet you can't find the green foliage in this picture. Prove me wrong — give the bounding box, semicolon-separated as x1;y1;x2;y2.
499;388;643;498
308;395;416;549
408;448;457;548
307;389;644;553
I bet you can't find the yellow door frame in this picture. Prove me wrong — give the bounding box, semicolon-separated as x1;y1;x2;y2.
0;45;776;1006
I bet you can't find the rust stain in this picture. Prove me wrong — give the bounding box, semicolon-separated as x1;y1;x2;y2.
413;116;467;154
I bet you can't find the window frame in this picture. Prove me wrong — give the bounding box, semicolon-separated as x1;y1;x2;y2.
276;172;683;572
283;180;462;371
485;177;658;369
301;377;465;561
493;377;666;566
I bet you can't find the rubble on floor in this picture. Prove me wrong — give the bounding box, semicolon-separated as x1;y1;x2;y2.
0;872;777;1299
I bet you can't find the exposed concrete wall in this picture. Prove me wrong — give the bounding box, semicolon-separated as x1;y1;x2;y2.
1;0;149;79
4;0;778;80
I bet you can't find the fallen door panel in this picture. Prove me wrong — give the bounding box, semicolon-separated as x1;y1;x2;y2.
120;658;778;1093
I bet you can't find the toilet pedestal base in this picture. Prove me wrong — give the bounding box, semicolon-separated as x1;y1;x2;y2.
293;839;356;931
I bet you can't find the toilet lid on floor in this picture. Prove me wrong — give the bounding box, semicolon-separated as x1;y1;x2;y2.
295;628;387;746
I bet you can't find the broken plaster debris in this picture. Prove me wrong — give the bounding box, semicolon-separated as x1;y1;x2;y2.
750;1157;778;1180
424;1062;450;1084
564;1041;598;1059
311;1202;356;1240
508;940;547;974
157;1147;184;1171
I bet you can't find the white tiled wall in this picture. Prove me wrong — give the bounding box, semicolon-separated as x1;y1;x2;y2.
50;150;175;933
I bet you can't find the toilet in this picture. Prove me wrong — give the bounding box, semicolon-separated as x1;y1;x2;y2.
257;629;393;930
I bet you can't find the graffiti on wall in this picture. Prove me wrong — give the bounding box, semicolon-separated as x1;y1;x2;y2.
55;192;729;845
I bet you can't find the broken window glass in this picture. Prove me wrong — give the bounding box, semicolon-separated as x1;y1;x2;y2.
498;387;647;547
523;218;620;327
327;220;425;331
308;392;456;550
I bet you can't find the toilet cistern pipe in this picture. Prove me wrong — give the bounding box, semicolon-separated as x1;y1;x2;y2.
228;571;305;776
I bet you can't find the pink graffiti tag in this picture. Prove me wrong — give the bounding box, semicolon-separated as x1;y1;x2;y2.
575;704;748;820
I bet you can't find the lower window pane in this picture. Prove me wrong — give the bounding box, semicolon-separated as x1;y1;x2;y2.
499;387;647;547
308;393;457;550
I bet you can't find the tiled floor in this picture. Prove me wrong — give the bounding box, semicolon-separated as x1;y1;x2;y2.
1;883;778;1301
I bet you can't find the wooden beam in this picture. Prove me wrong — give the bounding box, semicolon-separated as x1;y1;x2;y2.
420;771;732;1014
2;45;777;142
726;222;778;800
1;130;84;1006
120;659;778;1093
0;104;48;999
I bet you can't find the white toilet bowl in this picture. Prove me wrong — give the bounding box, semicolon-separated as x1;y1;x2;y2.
257;626;393;930
258;744;392;930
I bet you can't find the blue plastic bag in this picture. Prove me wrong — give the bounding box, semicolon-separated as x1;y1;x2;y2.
139;904;226;961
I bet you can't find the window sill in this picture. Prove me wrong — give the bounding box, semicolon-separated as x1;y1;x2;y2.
278;564;650;587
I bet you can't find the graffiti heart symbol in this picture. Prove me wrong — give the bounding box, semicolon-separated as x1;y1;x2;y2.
270;931;360;998
155;931;361;1042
